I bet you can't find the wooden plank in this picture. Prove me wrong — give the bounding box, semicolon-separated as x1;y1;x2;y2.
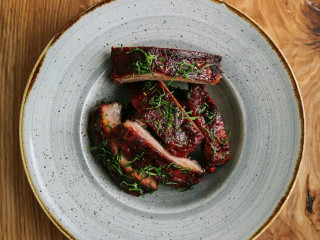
223;0;320;239
0;0;319;239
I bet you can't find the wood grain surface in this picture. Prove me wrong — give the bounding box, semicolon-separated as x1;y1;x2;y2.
0;0;319;239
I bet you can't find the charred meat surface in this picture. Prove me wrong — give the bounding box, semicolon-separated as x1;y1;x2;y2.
187;85;230;172
111;46;222;85
88;103;158;196
113;121;205;188
130;81;204;157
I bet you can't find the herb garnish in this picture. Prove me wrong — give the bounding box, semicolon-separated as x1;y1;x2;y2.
126;48;157;75
143;81;157;91
113;44;123;55
206;111;217;125
120;181;144;195
210;143;217;158
212;128;230;145
145;92;170;110
89;140;123;175
174;61;198;79
198;103;209;114
139;165;168;180
90;141;149;195
124;152;144;168
166;162;191;173
138;163;190;188
106;122;113;129
181;108;200;121
173;61;213;80
200;126;230;158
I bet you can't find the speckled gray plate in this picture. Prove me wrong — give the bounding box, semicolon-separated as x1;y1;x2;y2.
20;0;304;239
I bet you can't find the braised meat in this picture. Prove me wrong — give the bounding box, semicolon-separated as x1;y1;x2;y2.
130;81;204;157
111;46;222;85
112;120;205;188
88;103;158;196
187;85;230;172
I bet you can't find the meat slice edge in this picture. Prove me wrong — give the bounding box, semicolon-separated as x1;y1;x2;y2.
88;102;158;195
113;120;205;189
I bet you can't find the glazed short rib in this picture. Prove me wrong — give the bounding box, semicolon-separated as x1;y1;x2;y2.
130;81;204;157
187;85;230;172
88;102;157;196
111;46;222;85
113;121;205;189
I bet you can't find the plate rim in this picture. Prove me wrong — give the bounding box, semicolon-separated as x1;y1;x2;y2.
19;0;305;239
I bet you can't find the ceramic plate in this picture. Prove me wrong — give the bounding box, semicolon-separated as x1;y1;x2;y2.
20;0;304;239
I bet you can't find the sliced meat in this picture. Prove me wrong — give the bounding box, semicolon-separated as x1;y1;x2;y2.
88;102;158;195
187;85;230;172
112;120;205;188
111;46;222;85
121;103;147;129
130;81;204;157
119;154;157;190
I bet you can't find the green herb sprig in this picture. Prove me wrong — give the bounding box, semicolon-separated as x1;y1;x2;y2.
126;48;157;75
113;44;123;55
166;162;191;173
124;152;144;168
139;165;168;180
181;108;200;121
120;181;144;195
173;61;213;80
89;140;123;175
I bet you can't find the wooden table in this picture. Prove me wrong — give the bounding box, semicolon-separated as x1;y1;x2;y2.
1;0;319;239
